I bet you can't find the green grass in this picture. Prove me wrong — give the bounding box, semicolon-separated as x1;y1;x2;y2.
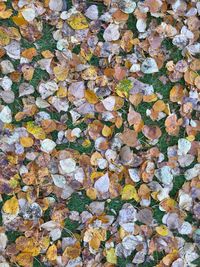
63;218;80;237
68;192;91;212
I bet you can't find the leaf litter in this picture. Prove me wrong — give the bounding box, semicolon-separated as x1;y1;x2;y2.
0;0;200;266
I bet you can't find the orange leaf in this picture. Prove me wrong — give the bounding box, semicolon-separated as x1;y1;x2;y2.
12;12;28;26
169;84;184;102
22;47;37;60
153;100;166;112
165;114;180;136
85;90;99;104
89;236;101;251
142;125;162;140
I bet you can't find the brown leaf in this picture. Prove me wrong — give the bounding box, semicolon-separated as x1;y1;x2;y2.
142;125;162;140
120;128;139;147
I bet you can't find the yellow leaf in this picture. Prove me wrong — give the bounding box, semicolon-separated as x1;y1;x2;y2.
91;171;104;180
0;9;12;19
20;136;34;147
0;2;6;10
85;89;99;104
63;244;81;259
194;75;200;89
9;26;21;40
41;50;54;58
187;135;195;141
26;122;46;140
12;12;28;26
40;236;50;251
67;13;88;30
119;227;126;239
164;103;170;115
90;151;102;166
16;236;40;256
82;67;97;80
9;177;19;189
47;244;57;261
24;246;40;257
160;198;176;212
89;236;101;251
156;225;169;236
7;155;18;164
22;65;34;81
106;248;117;264
56;86;68;98
53;65;68;81
114;96;124;111
162;250;178;266
0;28;10;46
102;125;112;137
82;139;91;148
116;79;132;98
121;184;139;201
22;240;40;256
3;196;19;215
86;188;97;200
16;252;33;267
80;48;93;61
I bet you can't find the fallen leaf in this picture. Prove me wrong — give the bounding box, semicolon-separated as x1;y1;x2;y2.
85;89;99;104
21;47;37;60
106;248;117;264
156;225;169;236
20;136;34;147
53;65;68;81
3;196;19;215
46;244;57;261
67;13;88;30
121;184;139;201
142;125;162;140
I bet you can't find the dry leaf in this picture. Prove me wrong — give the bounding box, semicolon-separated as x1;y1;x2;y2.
67;13;88;30
142;125;162;140
46;244;57;261
3;196;19;215
121;184;139;201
